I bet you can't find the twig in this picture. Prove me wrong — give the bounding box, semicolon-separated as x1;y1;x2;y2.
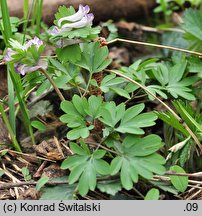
165;171;202;178
187;185;202;190
107;38;202;57
0;175;121;190
104;69;202;153
85;141;118;155
54;136;64;158
189;180;202;186
132;187;144;199
0;180;68;190
1;164;20;198
33;161;48;178
0;149;56;162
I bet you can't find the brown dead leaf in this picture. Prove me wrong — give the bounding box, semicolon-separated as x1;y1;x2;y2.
42;164;67;178
0;189;12;200
18;187;40;200
34;138;70;161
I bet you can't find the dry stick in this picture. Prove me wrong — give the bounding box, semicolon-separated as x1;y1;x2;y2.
105;69;202;153
0;180;67;190
189;180;202;186
53;136;65;158
107;38;202;57
165;171;202;178
39;68;65;101
2;171;202;191
0;149;56;162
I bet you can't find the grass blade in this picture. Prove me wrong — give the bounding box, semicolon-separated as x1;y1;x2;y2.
0;0;35;145
36;0;43;36
0;0;16;134
0;103;21;152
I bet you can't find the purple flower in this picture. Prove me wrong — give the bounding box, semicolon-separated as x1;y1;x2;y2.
3;48;16;62
62;13;94;29
48;26;71;36
4;37;43;63
49;5;94;37
58;4;90;26
14;63;42;76
4;37;44;76
49;26;61;35
25;37;43;49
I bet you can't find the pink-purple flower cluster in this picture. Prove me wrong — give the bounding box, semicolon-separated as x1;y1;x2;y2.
4;37;44;75
49;4;94;36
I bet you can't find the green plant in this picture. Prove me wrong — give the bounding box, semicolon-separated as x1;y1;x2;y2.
1;2;202;200
154;0;202;23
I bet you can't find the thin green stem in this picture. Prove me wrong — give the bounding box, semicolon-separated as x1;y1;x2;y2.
0;103;21;152
83;73;93;97
40;68;65;101
105;69;202;152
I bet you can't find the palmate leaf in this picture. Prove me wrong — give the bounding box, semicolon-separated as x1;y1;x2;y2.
182;8;202;41
146;85;168;100
110;135;165;190
99;102;125;128
60;95;103;140
100;74;130;99
61;142;110;196
99;102;157;135
75;42;112;73
56;44;81;63
152;60;197;100
116;104;157;134
66;126;94;140
100;74;126;92
181;7;202;50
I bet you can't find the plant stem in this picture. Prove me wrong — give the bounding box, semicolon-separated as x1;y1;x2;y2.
83;73;93;97
105;69;202;153
39;68;65;101
0;103;21;152
108;38;202;57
